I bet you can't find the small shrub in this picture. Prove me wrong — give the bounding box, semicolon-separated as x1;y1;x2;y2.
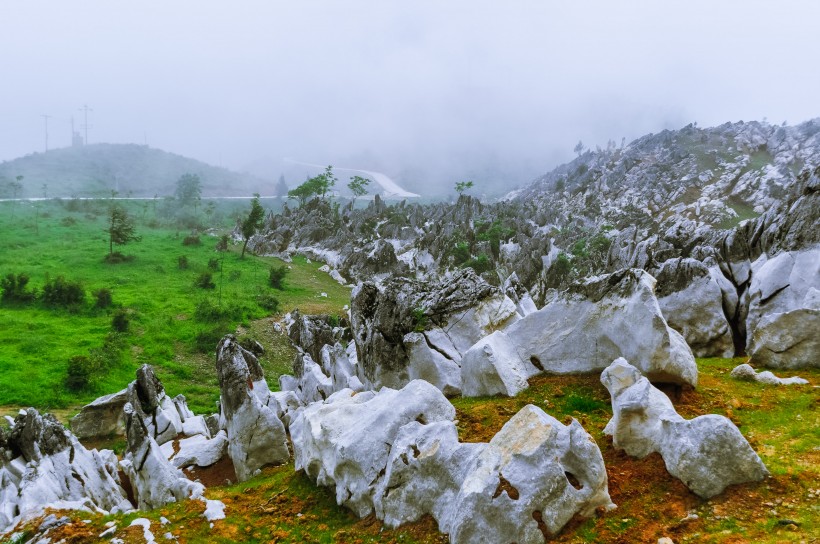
195;324;230;353
256;293;280;313
411;307;428;332
178;255;189;269
268;265;289;290
182;235;201;246
0;273;36;303
112;308;130;332
66;355;94;391
328;314;341;328
462;253;493;275
228;270;241;281
89;332;125;369
41;276;85;308
215;234;229;252
60;216;77;227
208;258;220;271
194;272;216;289
194;299;244;322
93;288;113;308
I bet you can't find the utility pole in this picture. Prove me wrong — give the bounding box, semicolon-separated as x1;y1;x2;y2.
41;114;52;151
79;104;93;144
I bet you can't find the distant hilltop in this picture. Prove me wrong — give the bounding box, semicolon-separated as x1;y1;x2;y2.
0;143;272;198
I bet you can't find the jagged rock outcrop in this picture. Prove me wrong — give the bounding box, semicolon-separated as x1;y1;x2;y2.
376;406;614;543
0;409;132;533
291;380;456;517
350;269;519;393
215;335;290;482
654;258;735;357
505;269;698;386
730;363;809;386
288;310;349;365
601;358;768;498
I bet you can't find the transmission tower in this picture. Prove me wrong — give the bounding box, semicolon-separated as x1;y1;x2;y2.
79;104;93;144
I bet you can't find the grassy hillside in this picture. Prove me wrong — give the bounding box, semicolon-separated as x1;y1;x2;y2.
0;144;273;198
0;199;350;414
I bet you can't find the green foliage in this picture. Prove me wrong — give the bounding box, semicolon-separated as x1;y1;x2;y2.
287;166;337;206
450;241;471;266
174;173;202;207
255;293;280;313
111;308;129;332
476;220;515;257
215;234;229;251
107;204;140;256
411;306;428;332
41;276;85;308
207;258;220;271
182;235;201;246
347;175;371;198
93;288;113;308
0;273;35;303
462;253;493;274
240;194;265;258
177;255;189;269
455;180;474;194
65;355;94;391
194;272;216;289
571;238;588;259
268;265;289;290
546;252;572;288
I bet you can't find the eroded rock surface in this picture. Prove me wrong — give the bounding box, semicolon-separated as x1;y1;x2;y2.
216;335;290;482
601;358;768;498
730;363;809;386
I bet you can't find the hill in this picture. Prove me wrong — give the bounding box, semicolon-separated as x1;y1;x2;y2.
0;143;273;198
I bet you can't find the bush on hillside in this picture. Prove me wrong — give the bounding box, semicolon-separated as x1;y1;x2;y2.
194;272;216;289
268;265;288;290
0;273;36;303
93;288;113;308
41;276;85;308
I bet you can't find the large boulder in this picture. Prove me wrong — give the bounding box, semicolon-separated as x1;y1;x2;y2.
350;269;519;393
506;269;698;386
729;363;809;386
0;409;132;533
216;335;290;482
460;331;540;397
654;258;735;358
601;358;768;498
290;380;456;517
69;388;129;439
375;406;615;543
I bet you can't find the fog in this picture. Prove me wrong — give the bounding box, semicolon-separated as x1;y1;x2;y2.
1;1;818;194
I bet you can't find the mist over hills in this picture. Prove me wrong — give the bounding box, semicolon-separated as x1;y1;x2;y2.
0;144;273;199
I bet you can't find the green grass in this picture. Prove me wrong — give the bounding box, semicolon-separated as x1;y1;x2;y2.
0;200;351;414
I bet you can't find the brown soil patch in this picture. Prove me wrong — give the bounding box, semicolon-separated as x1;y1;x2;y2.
184;454;237;487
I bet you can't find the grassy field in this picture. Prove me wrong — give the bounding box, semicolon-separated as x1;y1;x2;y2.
0;199;350;414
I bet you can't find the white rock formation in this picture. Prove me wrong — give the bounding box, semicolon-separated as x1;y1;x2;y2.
290;380;456;517
376;406;615;543
601;358;768;498
460;331;540;397
69;388;128;439
730;363;809;385
506;269;698;387
167;431;230;469
0;409;132;534
216;336;290;482
403;332;463;396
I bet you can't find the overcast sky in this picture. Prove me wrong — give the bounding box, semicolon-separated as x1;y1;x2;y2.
1;1;818;193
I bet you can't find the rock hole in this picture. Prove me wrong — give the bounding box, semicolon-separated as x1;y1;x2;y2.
415;414;427;425
71;470;86;487
247;377;254;390
565;471;583;490
319;389;326;401
492;475;520;500
532;510;550;542
118;469;138;508
400;452;409;465
411;444;421;458
530;355;544;372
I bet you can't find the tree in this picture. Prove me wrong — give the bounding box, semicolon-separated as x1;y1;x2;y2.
107;204;140;256
275;175;289;197
348;175;371;199
175;173;202;208
574;140;585;156
287;166;337;206
240;193;265;258
10;175;23;218
455;180;474;194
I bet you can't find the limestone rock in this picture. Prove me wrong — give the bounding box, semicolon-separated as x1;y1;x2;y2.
290;380;456;517
69;388;128;439
0;409;132;534
403;332;462;397
168;431;230;469
730;363;809;386
654;258;734;358
216;335;290;482
460;331;539;397
506;269;698;386
601;358;768;498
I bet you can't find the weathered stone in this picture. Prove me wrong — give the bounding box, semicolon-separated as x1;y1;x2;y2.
506;269;698;386
403;332;462;397
460;331;539;397
601;358;768;498
216;335;290;482
730;363;809;385
69;388;128;439
168;431;229;469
